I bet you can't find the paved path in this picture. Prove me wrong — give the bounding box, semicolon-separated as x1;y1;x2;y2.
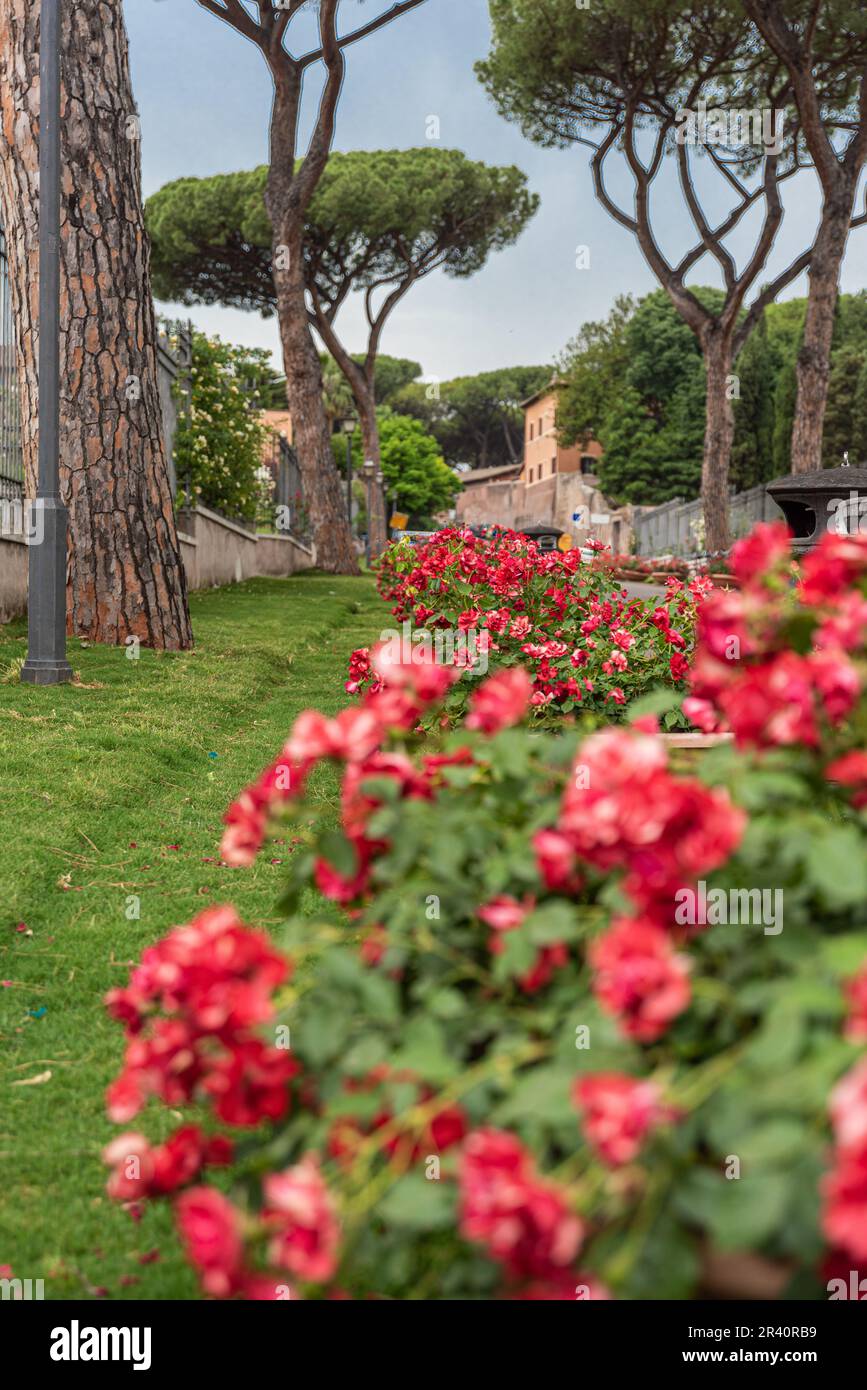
621;580;667;601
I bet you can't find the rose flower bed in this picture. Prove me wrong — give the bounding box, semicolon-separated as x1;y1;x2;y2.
346;527;709;729
102;524;867;1300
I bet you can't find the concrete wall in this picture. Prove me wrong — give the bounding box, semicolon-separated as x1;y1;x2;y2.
0;502;316;623
0;530;26;622
175;504;316;590
633;484;783;557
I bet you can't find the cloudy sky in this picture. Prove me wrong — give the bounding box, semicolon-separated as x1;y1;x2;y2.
126;0;867;381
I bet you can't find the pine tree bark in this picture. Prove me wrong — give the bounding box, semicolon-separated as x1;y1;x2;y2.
265;50;358;576
701;332;736;554
307;292;387;557
0;0;192;647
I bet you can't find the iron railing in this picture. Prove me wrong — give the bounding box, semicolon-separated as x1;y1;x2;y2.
0;228;24;502
259;429;310;543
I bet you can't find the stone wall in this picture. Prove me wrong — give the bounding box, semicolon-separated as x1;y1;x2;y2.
0;502;316;624
0;529;26;622
633;484;783;557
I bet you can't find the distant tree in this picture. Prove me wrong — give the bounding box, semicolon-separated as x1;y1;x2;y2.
731;317;777;489
148;147;537;556
598;388;672;504
367;356;422;406
478;0;819;551
394;366;551;469
854;358;867;463
743;2;867;472
773;358;799;474
336;411;460;526
560;290;710;505
556;297;635;449
188;1;432;573
822;346;866;467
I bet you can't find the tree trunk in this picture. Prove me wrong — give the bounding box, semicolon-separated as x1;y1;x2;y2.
0;0;192;647
791;193;853;473
265;67;357;577
272;260;357;573
701;333;736;554
357;390;388;559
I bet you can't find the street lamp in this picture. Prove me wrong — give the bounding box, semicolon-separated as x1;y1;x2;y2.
340;418;356;528
362;459;375;566
21;0;72;685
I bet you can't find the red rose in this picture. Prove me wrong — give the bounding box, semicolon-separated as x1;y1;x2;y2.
175;1186;244;1297
574;1073;675;1166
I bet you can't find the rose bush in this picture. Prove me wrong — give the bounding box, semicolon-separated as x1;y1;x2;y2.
103;524;867;1300
346;528;709;729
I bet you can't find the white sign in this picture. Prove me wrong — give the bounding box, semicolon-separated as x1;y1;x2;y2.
590;513;610;525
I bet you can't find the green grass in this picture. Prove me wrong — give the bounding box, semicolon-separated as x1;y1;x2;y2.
0;572;386;1299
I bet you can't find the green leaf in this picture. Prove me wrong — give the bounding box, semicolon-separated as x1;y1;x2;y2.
390;1016;456;1084
806;825;867;908
377;1175;457;1232
494;1064;575;1126
525;900;578;946
318;829;358;880
820;932;867;977
674;1167;792;1250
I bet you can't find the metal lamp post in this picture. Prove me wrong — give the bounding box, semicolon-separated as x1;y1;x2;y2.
362;458;375;566
376;470;385;554
341;418;356;528
21;0;72;685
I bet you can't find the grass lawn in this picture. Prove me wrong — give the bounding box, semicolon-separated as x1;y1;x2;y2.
0;571;385;1299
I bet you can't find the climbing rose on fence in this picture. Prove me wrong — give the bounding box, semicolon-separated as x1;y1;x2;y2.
103;523;867;1300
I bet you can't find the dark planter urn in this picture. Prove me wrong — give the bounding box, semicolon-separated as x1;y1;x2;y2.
766;465;867;553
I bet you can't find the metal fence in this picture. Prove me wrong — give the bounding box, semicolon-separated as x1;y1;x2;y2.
0;228;23;502
260;428;310;542
633;483;783;557
157;318;193;500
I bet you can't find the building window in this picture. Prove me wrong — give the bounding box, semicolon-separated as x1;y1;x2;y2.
551;456;557;475
539;416;543;435
580;455;596;475
529;423;534;441
529;467;534;483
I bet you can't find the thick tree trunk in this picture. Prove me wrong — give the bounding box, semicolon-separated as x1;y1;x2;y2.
0;0;192;647
791;195;853;473
701;334;736;554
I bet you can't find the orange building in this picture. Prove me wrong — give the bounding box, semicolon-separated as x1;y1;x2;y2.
520;379;603;487
261;409;293;447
